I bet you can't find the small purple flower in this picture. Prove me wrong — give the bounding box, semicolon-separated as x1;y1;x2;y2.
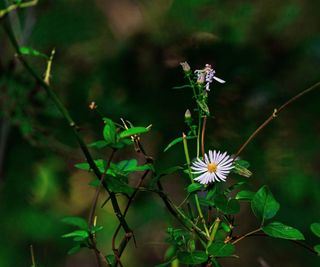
195;64;225;91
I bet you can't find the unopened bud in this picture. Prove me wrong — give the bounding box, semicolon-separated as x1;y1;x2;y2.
89;101;97;110
184;109;192;125
180;61;191;72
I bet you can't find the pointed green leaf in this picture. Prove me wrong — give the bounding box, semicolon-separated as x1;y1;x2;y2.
88;140;108;149
208;242;235;257
187;183;204;193
310;223;320;238
67;245;81;255
236;190;255;201
61;216;88;229
314;244;320;255
119;127;149;139
262;222;305;240
164;136;196;152
177;251;208;265
19;47;48;58
251;186;280;221
62;230;89;239
103;118;117;145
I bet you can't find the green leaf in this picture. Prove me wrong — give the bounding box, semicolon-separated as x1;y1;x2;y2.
90;225;103;234
236;190;255;201
103;118;117;145
314;244;320;255
262;222;305;240
155;259;175;267
19;47;48;58
177;251;208;265
187;183;203;193
111;139;134;149
164;136;196;152
87;140;108;149
208;242;235;257
310;223;320;238
67;245;81;255
75;159;109;174
106;175;134;195
232;160;252;177
61;216;88;230
119;127;149;139
106;254;116;265
62;230;89;239
251;186;280;222
197;99;210;115
214;195;240;215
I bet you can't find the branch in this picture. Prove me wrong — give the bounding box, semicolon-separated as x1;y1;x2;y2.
235;81;320;158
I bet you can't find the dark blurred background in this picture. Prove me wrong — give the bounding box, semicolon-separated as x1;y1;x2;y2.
1;0;320;266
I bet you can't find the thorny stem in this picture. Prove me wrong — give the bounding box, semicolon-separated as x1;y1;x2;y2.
2;15;133;259
183;133;210;238
235;81;320;158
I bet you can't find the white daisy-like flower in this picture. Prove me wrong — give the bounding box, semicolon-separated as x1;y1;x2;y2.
191;150;233;184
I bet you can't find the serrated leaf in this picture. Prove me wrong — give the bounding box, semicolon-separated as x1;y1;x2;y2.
103;118;117;145
236;190;255;201
61;216;88;230
262;222;305;240
314;244;320;255
62;230;89;239
119;127;149;139
164;136;196;152
67;245;81;255
310;223;320;238
251;186;280;222
187;183;203;193
208;242;235;257
177;251;208;265
19;47;48;58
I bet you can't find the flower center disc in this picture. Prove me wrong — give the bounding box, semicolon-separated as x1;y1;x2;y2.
207;163;217;173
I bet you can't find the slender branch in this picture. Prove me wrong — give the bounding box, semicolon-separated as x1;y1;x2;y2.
201;116;207;158
0;0;38;18
231;228;262;245
2;16;132;238
235;81;320;158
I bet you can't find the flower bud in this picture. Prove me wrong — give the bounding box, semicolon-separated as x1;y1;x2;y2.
184;109;192;124
180;61;191;72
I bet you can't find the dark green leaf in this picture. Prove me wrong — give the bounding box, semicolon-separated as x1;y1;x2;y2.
314;244;320;255
251;186;280;221
67;245;81;255
19;47;48;58
177;251;208;265
111;138;134;149
208;242;235;257
236;190;255;201
106;175;134;195
87;140;108;149
310;223;320;238
61;216;88;229
75;159;107;173
187;183;203;193
214;195;240;215
106;254;116;265
103;118;117;145
262;222;305;240
62;230;89;239
119;127;149;139
164;136;196;152
155;259;175;267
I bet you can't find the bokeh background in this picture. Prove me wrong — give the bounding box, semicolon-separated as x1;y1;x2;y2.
1;0;320;266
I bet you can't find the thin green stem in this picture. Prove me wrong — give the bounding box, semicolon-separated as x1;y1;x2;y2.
207;217;221;248
182;133;210;238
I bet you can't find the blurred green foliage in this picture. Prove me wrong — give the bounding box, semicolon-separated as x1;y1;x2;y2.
1;0;320;266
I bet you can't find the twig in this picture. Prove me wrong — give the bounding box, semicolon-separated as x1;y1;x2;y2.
235;81;320;158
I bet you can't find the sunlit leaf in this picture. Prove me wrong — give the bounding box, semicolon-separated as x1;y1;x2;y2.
262;222;305;240
19;46;48;58
103;118;117;145
208;242;235;257
187;183;203;193
235;190;255;201
62;230;89;239
119;127;149;139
